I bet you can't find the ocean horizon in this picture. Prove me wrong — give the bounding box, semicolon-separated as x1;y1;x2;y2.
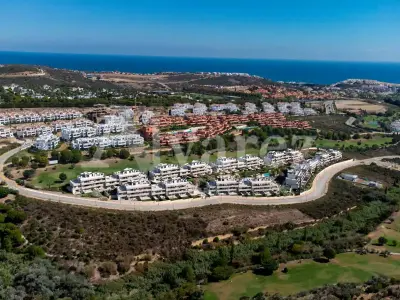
1;51;400;85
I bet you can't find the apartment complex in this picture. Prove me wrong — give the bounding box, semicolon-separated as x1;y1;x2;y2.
0;109;83;124
149;163;189;181
192;103;208;115
33;134;60;150
0;125;13;139
285;149;342;189
212;157;244;174
117;179;196;201
390;120;400;132
206;176;280;196
182;160;213;177
264;149;304;167
69;168;147;194
71;134;144;149
16;125;53;138
238;154;264;169
262;102;276;113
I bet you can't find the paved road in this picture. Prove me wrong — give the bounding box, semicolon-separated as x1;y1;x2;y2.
1;145;399;211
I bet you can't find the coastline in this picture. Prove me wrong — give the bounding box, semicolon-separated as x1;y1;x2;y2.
1;51;400;84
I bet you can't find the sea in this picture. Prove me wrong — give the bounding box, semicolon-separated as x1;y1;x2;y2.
1;51;400;85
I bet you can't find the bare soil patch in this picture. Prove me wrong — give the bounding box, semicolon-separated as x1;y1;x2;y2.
335;100;387;113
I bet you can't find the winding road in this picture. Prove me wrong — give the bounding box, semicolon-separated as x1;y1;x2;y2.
1;144;398;211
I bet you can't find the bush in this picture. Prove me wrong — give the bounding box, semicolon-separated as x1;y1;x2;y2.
25;245;46;259
210;265;234;282
378;236;388;246
99;261;118;278
323;247;336;260
119;149;130;159
0;187;11;199
23;169;35;179
59;173;67;182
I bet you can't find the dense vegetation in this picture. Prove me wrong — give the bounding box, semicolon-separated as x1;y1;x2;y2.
245;276;400;300
0;165;398;299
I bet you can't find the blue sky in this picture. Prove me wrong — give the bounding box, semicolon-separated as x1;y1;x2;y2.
1;0;400;61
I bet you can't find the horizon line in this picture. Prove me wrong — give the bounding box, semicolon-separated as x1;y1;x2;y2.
1;49;400;64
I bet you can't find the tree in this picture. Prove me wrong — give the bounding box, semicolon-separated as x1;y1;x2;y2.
5;209;27;224
353;133;360;139
0;187;10;199
60;150;73;164
181;265;196;283
88;146;97;158
23;169;35;179
19;156;30;168
24;245;45;259
323;248;336;260
71;150;82;164
260;258;278;276
35;155;48;168
50;150;60;160
378;236;388;246
210;265;234;282
11;157;19;167
119;149;130;159
59;173;67;182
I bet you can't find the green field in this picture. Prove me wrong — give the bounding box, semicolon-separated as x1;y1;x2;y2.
361;112;400;130
31;147;264;189
204;253;400;300
316;136;392;149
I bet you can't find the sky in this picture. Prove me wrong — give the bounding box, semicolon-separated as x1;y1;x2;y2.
1;0;400;61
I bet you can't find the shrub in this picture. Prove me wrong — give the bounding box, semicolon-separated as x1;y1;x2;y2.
210;265;234;282
23;169;35;179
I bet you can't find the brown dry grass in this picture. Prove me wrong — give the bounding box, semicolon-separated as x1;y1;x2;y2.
335;100;387;113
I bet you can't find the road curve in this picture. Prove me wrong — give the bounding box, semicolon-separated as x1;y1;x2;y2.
1;145;399;211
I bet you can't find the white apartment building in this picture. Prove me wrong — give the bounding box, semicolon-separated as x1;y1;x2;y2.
192;103;208;115
303;108;318;116
285;164;312;189
139;111;155;125
71;134;144;149
109;134;144;147
0;110;83;124
61;127;97;141
243;102;258;115
238;177;280;195
315;149;342;165
159;179;195;198
264;149;304;167
117;179;195;201
16;125;52;138
277;102;291;114
170;107;186;117
285;149;342;189
262;102;276;113
103;115;126;125
117;180;153;200
95;123;125;135
33;134;60;151
212;157;245;174
207;175;280;196
70;168;148;194
182;160;213;177
206;176;239;195
0;125;13;139
70;172;106;194
390;120;400;132
149;163;189;181
113;168;147;185
238;154;264;169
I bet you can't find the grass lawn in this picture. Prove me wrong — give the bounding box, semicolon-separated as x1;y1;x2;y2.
316;136;392;149
31;147;263;189
204;253;400;300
